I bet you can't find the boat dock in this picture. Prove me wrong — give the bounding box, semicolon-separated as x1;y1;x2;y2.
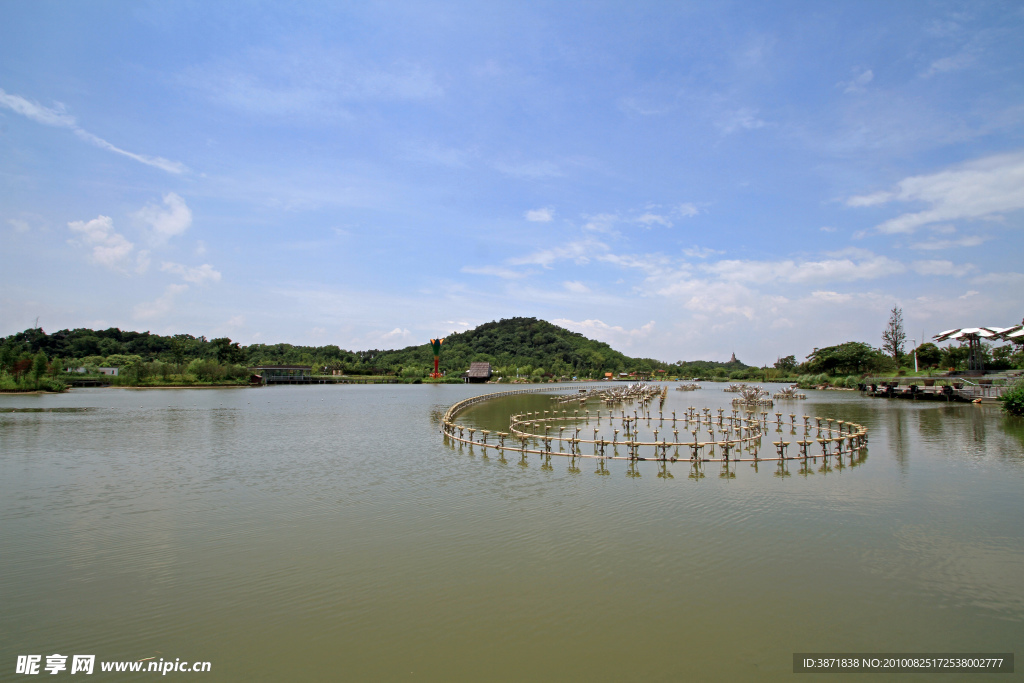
862;378;1014;404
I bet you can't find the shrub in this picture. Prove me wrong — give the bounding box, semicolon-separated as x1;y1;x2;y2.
186;359;225;381
999;379;1024;417
37;378;67;392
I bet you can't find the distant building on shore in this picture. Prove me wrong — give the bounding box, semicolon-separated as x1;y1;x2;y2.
464;362;492;383
250;365;312;384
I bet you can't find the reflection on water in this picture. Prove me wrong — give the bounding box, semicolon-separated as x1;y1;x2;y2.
1;384;1022;681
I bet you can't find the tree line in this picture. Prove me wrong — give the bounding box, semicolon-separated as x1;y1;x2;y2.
2;314;1020;392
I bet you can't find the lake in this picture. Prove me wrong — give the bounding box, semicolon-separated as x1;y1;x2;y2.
1;383;1022;680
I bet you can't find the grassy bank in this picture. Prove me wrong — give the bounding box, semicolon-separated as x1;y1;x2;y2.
0;375;67;393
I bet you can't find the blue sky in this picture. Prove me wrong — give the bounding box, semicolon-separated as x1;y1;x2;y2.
2;1;1022;365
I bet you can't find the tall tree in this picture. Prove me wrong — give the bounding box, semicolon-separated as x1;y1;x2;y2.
211;337;245;364
881;305;906;362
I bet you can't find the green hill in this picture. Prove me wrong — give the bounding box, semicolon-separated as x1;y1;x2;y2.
379;317;642;379
0;317;752;380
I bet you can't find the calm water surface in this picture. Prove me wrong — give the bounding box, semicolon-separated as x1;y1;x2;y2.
1;384;1022;681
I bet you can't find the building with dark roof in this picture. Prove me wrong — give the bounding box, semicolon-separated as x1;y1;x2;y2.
463;362;492;383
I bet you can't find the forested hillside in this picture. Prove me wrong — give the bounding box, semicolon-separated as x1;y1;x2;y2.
0;318;752;380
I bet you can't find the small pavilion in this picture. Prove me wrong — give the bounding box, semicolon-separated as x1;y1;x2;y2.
463;362;492;383
933;324;1019;373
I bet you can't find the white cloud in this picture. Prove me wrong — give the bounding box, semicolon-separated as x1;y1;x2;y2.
581;213;618;234
553;318;655;348
912;259;969;276
922;51;975;78
224;315;246;330
597;251;671;274
619;96;672;116
160;262;222;285
819;226;837;233
810;291;853;303
133;284;189;320
460;265;526;279
0;89;76;126
0;88;187;174
9;212;47;233
181;51;443;118
136;193;193;243
525;207;554;222
494;160;561;178
652;278;761;319
839;68;874;94
701;253;905;283
681;246;722;259
67;215;147;273
716;108;766;134
404;142;474;168
969;272;1024;285
847;151;1024;234
382;327;410;339
72;130;188;174
910;235;989;250
563;280;590;293
508;239;607;268
635;212;672;228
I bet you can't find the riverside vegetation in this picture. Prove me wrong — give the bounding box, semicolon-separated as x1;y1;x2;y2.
2;317;1022;399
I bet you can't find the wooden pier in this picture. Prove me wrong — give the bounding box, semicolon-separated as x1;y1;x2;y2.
862;381;1010;404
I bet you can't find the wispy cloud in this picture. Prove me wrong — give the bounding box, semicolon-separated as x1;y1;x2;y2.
701;253;905;283
969;272;1024;285
839;67;874;94
460;265;526;279
582;214;619;235
553;318;655;349
0;88;187;174
716;108;766;134
912;259;970;276
619;97;672;117
910;235;989;250
563;280;590;293
180;50;443;119
848;151;1024;234
681;246;722;259
134;284;189;320
525;207;554;222
508;239;607;268
493;160;561;179
635;213;672;228
161;262;222;285
6;213;45;233
922;51;975;77
404;142;474;168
